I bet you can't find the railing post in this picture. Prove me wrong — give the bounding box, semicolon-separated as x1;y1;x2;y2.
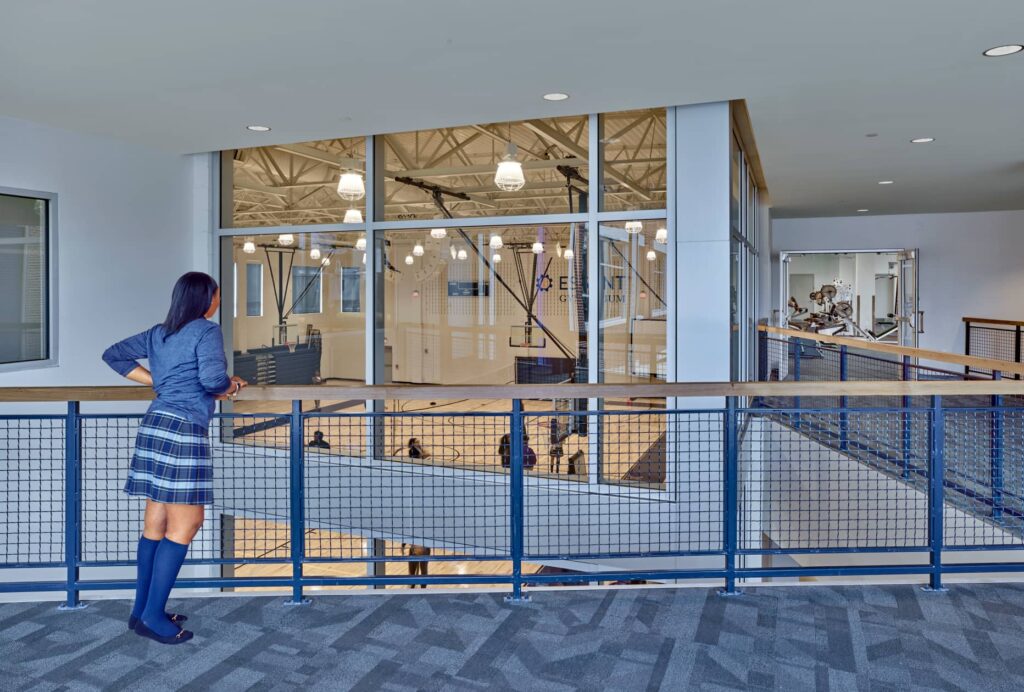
285;399;310;605
963;321;971;377
58;401;86;611
839;346;849;451
991;371;1004;522
923;395;947;593
757;329;767;382
901;355;912;479
505;399;529;603
792;339;801;430
1015;326;1022;380
718;397;742;596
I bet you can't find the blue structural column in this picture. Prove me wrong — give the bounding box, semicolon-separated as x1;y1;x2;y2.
991;371;1004;522
719;397;742;596
59;401;86;611
901;355;912;479
839;346;849;451
924;395;947;592
285;400;310;605
506;400;529;603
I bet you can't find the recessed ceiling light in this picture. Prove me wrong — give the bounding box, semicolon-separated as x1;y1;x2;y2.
983;45;1023;57
910;137;935;144
857;209;869;213
878;180;895;185
246;125;271;132
543;92;569;101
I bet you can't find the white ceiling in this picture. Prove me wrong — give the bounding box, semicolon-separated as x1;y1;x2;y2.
1;0;1021;218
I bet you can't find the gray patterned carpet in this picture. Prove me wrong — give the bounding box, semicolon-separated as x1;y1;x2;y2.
2;584;1024;691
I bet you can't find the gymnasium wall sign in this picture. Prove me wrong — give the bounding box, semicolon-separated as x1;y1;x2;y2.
536;273;626;303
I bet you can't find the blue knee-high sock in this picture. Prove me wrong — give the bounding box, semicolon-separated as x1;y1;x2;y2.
131;536;160;620
141;538;189;637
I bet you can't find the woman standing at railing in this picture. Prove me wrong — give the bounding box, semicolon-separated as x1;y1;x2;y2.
102;271;247;645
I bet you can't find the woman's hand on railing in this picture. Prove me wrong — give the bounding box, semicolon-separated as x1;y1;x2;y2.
216;376;248;401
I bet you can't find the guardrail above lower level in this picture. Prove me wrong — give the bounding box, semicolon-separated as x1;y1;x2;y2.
2;382;1023;606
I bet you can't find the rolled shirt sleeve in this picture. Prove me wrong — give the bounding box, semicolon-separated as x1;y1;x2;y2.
196;324;233;394
102;329;152;377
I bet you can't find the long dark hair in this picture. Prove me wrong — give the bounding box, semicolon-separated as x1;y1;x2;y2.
162;272;218;337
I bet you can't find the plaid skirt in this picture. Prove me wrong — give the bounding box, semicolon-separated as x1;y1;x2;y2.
124;410;213;505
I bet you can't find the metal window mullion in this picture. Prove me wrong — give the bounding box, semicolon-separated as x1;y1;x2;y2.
586;114;601;484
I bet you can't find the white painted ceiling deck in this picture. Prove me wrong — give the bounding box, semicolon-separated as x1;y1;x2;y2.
1;0;1021;217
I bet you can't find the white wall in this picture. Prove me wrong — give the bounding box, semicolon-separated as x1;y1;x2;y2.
0;115;201;412
772;210;1024;353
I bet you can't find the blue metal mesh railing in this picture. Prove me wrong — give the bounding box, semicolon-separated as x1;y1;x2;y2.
2;384;1024;604
964;320;1021;378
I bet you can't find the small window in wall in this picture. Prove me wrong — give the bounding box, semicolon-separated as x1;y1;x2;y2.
341;267;361;313
245;263;263;317
291;266;322;314
0;190;52;370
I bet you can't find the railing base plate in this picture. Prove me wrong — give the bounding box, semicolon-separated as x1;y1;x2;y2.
504;594;531;604
57;602;89;612
717;588;744;597
920;585;948;594
283;598;312;607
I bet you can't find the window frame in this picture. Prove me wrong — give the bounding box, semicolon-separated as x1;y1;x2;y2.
0;186;58;373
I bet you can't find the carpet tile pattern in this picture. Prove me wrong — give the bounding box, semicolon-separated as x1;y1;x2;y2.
2;584;1023;690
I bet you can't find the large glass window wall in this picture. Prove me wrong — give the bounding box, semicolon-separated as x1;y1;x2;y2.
217;105;761;489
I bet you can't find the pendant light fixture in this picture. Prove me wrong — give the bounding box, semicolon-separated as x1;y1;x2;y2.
404;254;414;266
321;256;331;266
355;235;367;251
413;243;425;257
278;233;294;246
431;228;447;239
450;245;458;260
489;234;503;249
492;252;502;263
457;248;468;261
655;227;668;244
532;241;544;254
310;248;321;260
646;249;657;261
242;240;256;254
563;248;574;261
625;221;643;235
556;243;563;258
344;208;363;224
494;124;526;192
336;171;365;200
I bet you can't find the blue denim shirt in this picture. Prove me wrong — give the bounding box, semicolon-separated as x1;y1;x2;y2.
102;319;232;430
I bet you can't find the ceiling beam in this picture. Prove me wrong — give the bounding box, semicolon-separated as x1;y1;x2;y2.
523;119;652;201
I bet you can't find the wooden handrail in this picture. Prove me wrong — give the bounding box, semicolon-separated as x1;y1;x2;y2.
758;324;1024;377
963;316;1024;328
2;380;1024;403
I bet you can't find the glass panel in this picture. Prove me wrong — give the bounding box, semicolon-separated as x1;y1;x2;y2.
597;220;667;489
598;220;668;383
0;193;48;366
378;116;588;221
379;223;587;385
599;108;667;212
225;136;365;228
221;232;366;418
